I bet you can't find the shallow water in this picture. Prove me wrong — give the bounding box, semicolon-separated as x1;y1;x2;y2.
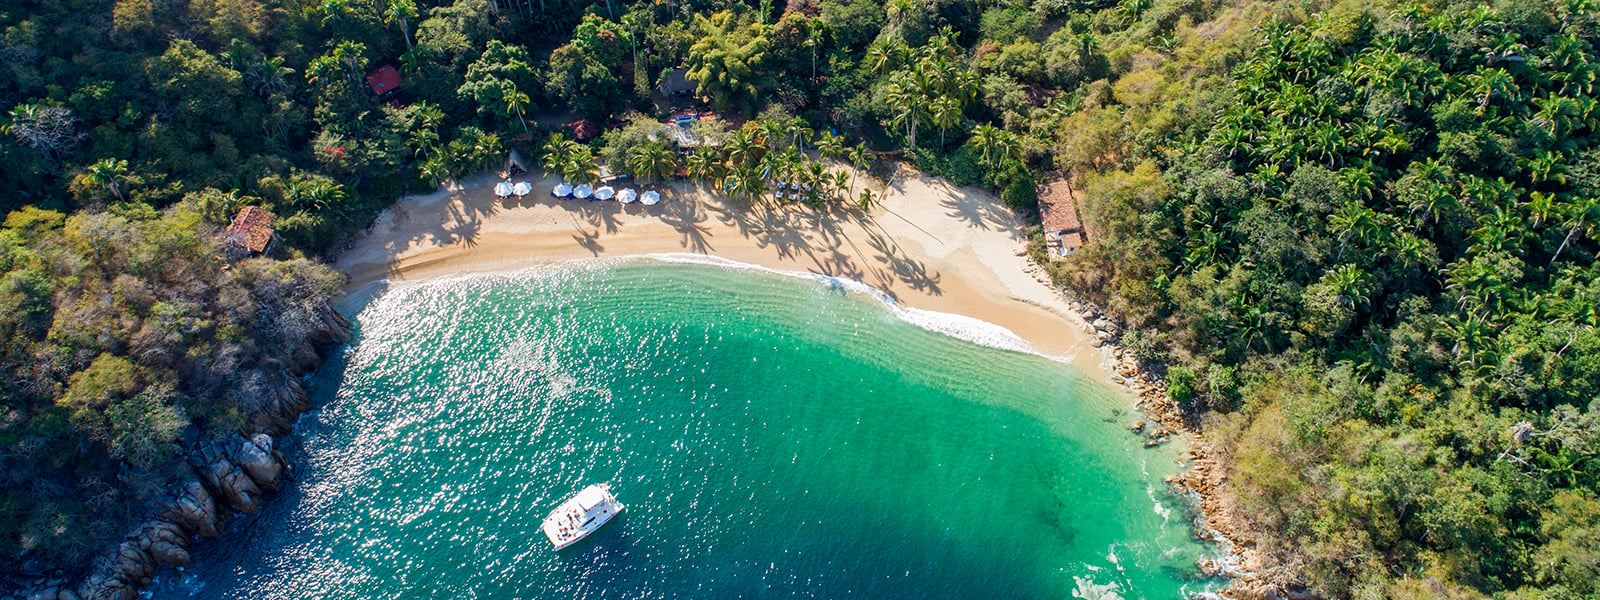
151;259;1215;599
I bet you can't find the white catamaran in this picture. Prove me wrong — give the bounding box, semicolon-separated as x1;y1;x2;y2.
541;483;623;550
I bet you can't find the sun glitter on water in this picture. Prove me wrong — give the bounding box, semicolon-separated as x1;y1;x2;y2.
152;258;1220;600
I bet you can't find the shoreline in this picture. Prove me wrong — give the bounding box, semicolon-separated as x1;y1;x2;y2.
333;165;1248;593
337;166;1106;371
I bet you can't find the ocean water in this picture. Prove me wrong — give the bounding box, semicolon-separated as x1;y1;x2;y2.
151;259;1216;599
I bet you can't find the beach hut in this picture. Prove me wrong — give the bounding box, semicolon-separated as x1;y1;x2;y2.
617;188;638;204
512;181;532;197
505;149;528;176
553;182;573;198
594;186;615;201
640;191;661;206
574;183;594;199
1038;176;1087;257
494;181;513;198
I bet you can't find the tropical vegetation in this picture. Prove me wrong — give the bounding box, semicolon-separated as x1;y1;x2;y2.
1;0;1597;597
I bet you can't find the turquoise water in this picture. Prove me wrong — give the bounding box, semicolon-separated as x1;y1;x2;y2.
152;259;1215;599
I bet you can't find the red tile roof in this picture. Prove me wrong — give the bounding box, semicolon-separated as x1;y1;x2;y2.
365;65;401;96
227;206;276;254
1038;177;1085;249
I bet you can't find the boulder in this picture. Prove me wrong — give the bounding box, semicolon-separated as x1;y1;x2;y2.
138;522;192;568
162;481;221;538
215;466;263;513
112;543;152;583
236;434;284;491
76;572;135;600
147;540;191;568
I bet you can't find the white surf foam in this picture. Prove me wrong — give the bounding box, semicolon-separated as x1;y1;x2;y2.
639;253;1036;355
1072;575;1126;600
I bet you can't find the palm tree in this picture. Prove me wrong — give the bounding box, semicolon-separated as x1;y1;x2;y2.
245;55;294;96
815;131;845;161
471;131;505;173
727;165;765;203
829;171;849;203
1525;191;1558;229
884;77;922;151
1321;264;1375;309
78;158;129;202
803;161;828;203
420;155;451;188
565;146;599;185
410;103;445;158
726;130;761;170
783;118;813;153
1551;195;1600;264
970;123;1004;169
628;143;678;184
857;189;875;210
865;39;905;76
288;175;346;211
503;87;530;134
1330;201;1380;261
332;41;368;86
686;146;724;187
382;0;418;49
541;134;573;177
774;147;804;183
848;144;870;197
929;96;961;147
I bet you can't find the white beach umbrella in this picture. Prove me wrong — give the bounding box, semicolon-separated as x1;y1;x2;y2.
494;181;513;197
513;181;532;196
552;182;573;197
574;183;594;199
640;190;661;206
617;188;638;204
594;186;615;201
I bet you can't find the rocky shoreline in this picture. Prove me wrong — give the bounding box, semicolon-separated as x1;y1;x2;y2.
16;310;351;600
1019;257;1281;600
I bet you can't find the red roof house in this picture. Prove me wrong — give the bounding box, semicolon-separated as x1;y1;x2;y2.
365;65;401;97
225;206;278;256
1037;176;1086;256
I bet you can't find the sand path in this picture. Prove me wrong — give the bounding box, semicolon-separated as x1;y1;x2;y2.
337;165;1103;369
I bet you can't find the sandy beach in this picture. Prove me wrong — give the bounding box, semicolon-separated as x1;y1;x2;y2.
337;165;1103;366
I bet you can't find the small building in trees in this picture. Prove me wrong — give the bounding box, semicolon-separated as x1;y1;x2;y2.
1038;178;1086;257
569;119;601;142
656;68;698;97
365;65;402;98
225;206;278;258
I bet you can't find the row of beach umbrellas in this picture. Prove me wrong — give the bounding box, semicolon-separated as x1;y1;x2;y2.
494;180;534;198
550;182;660;205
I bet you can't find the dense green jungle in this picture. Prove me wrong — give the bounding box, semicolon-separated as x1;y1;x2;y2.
1;0;1597;597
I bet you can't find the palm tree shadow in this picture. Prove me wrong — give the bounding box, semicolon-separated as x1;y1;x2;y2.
582;200;623;234
750;206;814;260
572;226;604;256
658;189;714;253
865;229;942;296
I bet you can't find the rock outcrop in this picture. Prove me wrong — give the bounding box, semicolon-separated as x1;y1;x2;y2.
63;398;301;600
